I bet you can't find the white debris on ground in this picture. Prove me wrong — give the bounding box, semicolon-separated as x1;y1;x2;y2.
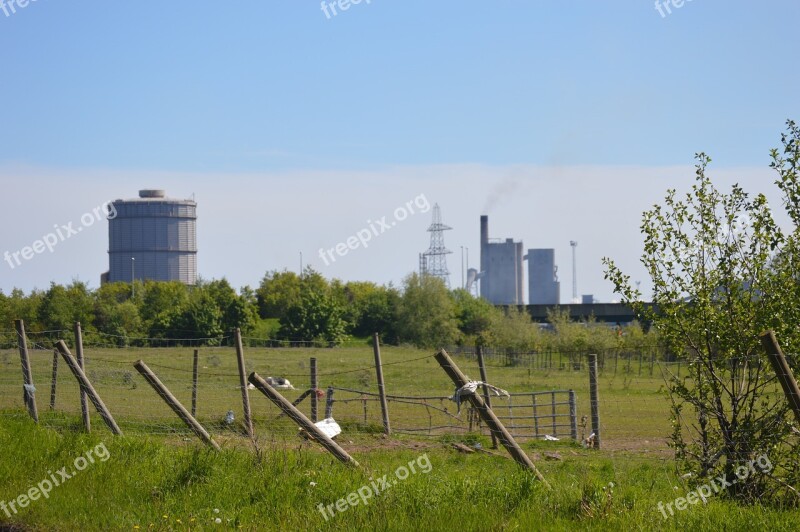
266;377;294;389
247;377;294;390
313;417;342;439
544;435;559;441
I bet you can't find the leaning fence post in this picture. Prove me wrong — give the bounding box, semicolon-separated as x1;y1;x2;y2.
760;331;800;426
191;349;199;418
74;322;91;433
373;333;391;435
476;345;497;448
310;357;318;422
55;340;122;435
134;360;220;450
434;349;549;485
15;319;38;423
588;353;601;449
249;372;358;466
568;390;578;441
234;328;254;438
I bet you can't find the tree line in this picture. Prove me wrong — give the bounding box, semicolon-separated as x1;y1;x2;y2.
0;269;651;350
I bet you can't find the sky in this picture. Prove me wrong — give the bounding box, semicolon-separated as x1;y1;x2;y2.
1;1;798;302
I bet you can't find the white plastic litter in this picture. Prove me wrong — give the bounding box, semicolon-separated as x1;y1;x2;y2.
544;435;559;441
266;377;295;390
313;417;342;439
449;381;510;414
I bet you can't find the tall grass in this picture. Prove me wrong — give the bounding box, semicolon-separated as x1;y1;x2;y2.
1;415;800;530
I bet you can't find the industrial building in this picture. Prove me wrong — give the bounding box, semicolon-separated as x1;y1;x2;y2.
103;189;197;285
479;215;524;305
526;248;560;305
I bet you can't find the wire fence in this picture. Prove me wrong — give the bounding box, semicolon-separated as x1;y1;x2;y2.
4;326;795;457
448;344;687;377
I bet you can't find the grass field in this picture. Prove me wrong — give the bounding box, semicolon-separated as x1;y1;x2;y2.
1;343;798;530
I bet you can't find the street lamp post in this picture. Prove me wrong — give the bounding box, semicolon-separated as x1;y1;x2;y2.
465;247;469;293
460;246;464;289
131;257;135;298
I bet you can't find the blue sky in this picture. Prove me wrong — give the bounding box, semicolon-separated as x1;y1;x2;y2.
1;1;798;301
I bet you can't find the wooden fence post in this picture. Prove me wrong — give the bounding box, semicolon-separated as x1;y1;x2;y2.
760;331;800;425
588;353;601;449
15;319;38;423
310;357;318;422
248;372;358;466
325;386;334;418
234;328;254;438
434;349;549;485
373;333;391;435
55;340;122;435
74;322;90;432
568;390;578;441
476;345;497;448
191;349;199;418
49;350;58;410
134;360;220;450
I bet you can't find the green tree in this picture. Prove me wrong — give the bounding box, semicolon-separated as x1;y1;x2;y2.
546;308;617;355
452;288;496;343
277;287;348;345
0;291;11;346
395;273;459;348
0;290;9;329
356;285;400;343
138;281;190;339
604;140;800;503
203;278;258;334
329;280;399;341
37;281;95;332
93;282;143;344
491;306;543;352
5;288;43;330
175;288;224;344
255;270;302;320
